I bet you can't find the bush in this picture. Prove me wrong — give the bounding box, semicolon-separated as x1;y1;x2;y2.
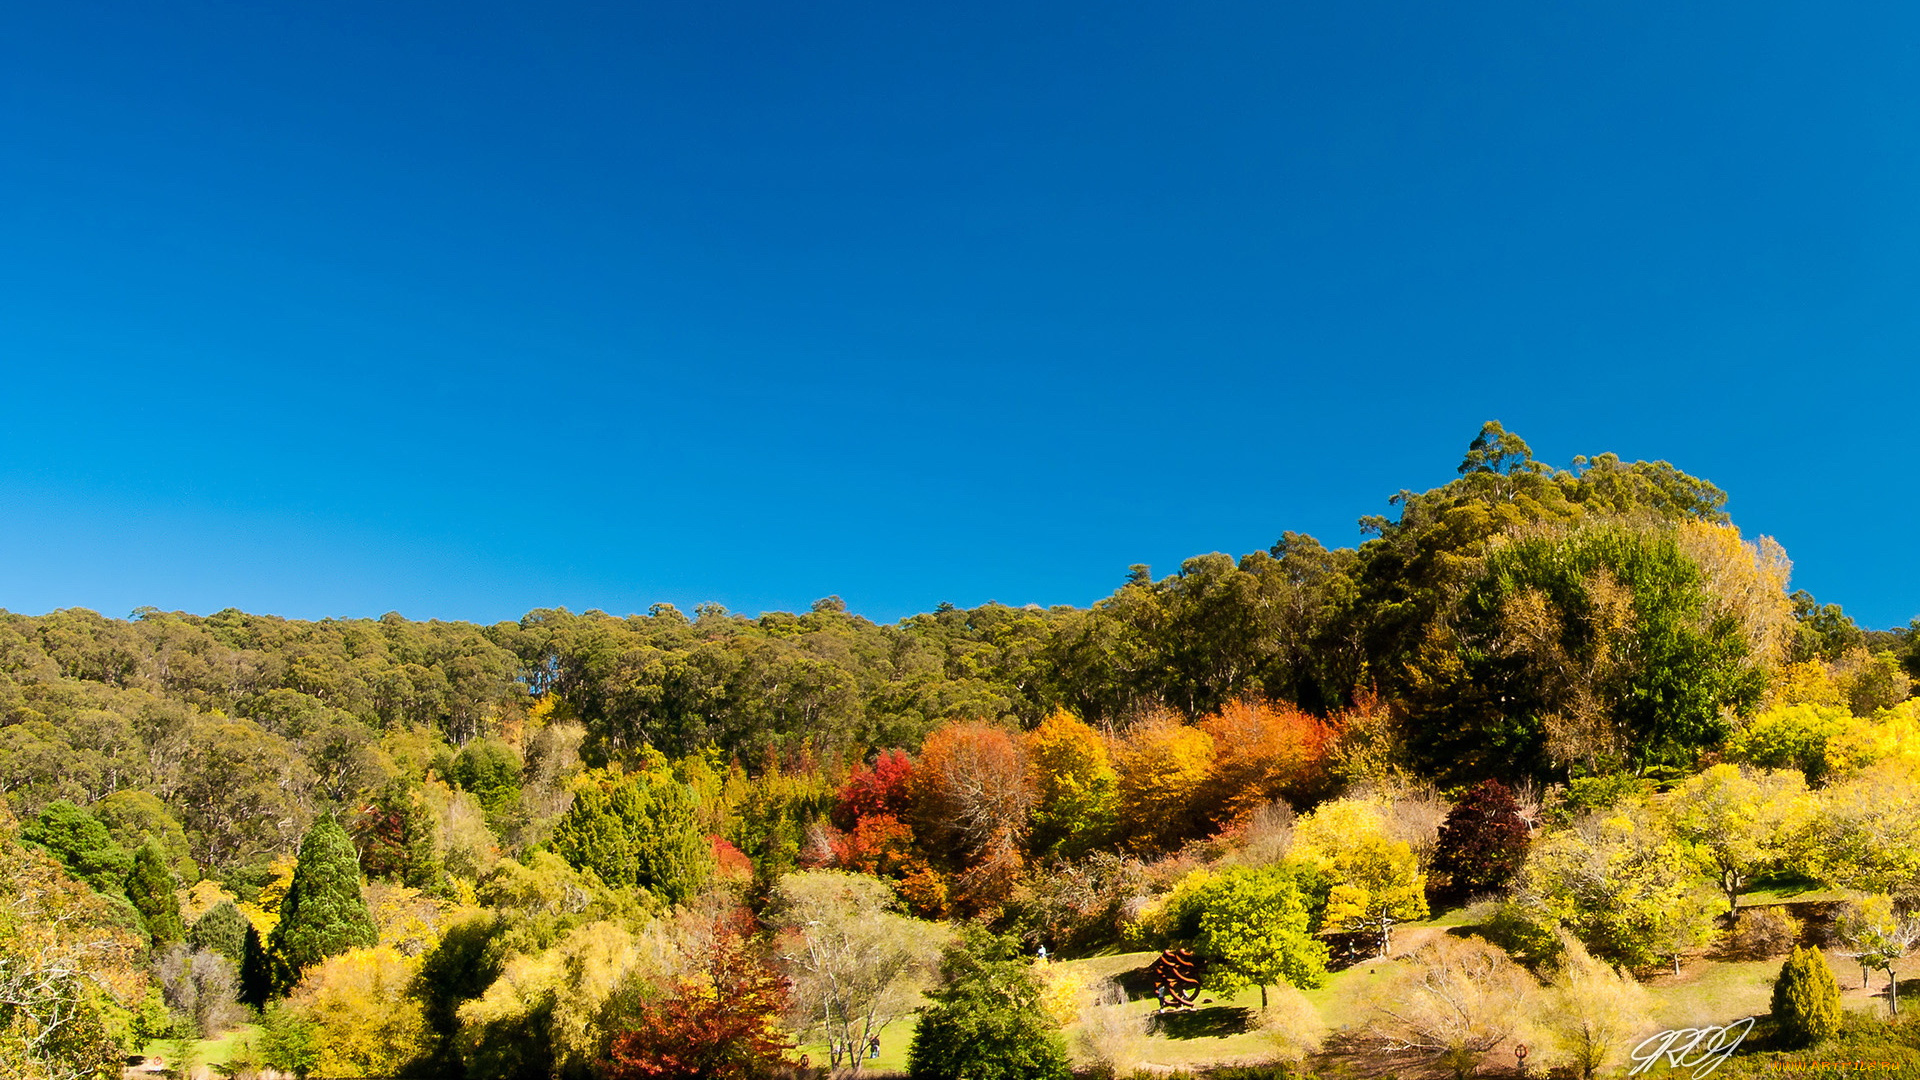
1724;907;1802;961
1771;945;1842;1047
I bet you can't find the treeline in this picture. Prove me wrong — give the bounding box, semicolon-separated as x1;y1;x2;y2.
2;424;1917;875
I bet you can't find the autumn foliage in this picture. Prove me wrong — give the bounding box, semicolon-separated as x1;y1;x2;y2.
833;750;915;830
602;921;793;1080
1196;697;1341;826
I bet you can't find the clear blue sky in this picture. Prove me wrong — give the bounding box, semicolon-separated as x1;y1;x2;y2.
4;1;1917;629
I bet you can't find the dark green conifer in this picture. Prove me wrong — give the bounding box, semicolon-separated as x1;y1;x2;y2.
266;817;377;995
239;923;272;1008
1771;944;1841;1047
126;838;184;948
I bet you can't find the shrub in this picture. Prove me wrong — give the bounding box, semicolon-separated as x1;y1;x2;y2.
1724;907;1802;961
1771;945;1842;1047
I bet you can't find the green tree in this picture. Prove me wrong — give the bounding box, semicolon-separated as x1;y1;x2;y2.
550;761;710;904
1191;865;1328;1007
1420;522;1766;782
93;789;195;881
188;901;251;967
1771;945;1841;1047
450;737;524;815
259;1002;323;1079
267;817;378;995
126;838;185;948
21;799;131;895
906;931;1071;1080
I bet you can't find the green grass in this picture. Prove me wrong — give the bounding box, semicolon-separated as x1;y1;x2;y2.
1737;881;1853;906
136;1023;258;1070
795;1016;915;1077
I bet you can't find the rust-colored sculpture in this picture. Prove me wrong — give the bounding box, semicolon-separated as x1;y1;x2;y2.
1148;947;1201;1010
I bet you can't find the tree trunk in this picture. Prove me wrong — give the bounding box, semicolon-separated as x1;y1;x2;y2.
1890;967;1900;1016
1260;983;1268;1009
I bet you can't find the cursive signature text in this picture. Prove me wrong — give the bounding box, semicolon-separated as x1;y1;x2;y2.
1627;1017;1755;1078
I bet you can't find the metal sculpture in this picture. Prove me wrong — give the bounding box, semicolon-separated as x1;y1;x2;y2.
1148;947;1202;1011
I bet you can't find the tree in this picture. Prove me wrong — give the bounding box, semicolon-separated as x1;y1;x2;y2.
0;822;147;1080
266;817;378;995
171;717;316;868
282;946;430;1077
126;838;184;948
92;789;194;881
155;945;244;1038
449;737;524;815
1836;895;1920;1016
257;1002;322;1079
1195;697;1339;826
1432;779;1530;902
1517;806;1721;973
187;901;250;968
1294;799;1429;956
906;931;1071;1080
1540;931;1653;1080
550;761;711;904
1664;764;1808;916
1024;710;1118;858
1190;865;1328;1007
1771;945;1841;1047
603;921;793;1080
912;724;1033;861
767;871;946;1076
1362;935;1538;1080
1724;703;1851;784
1320;834;1430;957
1801;764;1920;894
832;750;915;830
20;800;131;896
1415;522;1767;783
1112;715;1215;853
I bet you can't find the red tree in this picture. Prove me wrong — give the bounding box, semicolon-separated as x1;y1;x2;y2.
603;924;794;1080
832;749;915;829
1431;779;1530;902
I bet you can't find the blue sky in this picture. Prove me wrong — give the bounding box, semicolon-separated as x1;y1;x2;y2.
3;1;1917;628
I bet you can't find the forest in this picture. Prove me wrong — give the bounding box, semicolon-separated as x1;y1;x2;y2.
6;422;1920;1080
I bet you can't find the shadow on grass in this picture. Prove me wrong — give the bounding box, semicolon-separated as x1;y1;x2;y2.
1112;963;1158;1001
1150;1005;1253;1039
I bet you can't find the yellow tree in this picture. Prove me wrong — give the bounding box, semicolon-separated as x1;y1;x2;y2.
284;946;428;1077
1295;799;1429;957
1663;764;1808;916
1112;714;1215;854
1319;835;1428;958
1802;763;1920;895
1540;931;1653;1080
1024;710;1118;858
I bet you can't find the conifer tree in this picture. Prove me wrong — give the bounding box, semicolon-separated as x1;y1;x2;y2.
1771;945;1841;1047
267;817;377;995
239;923;272;1008
188;900;252;967
126;837;185;948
